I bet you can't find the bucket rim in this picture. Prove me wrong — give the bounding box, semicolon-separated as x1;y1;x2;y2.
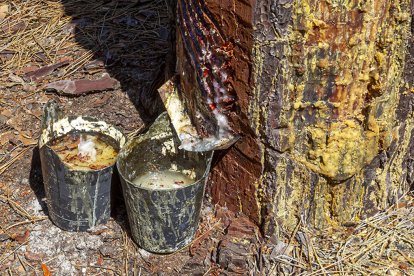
116;151;213;192
39;115;126;147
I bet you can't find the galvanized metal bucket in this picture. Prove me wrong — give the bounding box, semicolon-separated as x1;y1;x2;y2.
117;112;212;253
39;101;126;231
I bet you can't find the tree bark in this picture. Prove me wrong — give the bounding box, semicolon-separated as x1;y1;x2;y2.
173;0;414;237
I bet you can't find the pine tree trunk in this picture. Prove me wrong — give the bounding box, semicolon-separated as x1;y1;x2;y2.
173;0;414;237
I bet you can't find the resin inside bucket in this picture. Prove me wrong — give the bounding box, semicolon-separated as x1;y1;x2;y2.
132;169;196;189
48;131;119;171
125;152;204;190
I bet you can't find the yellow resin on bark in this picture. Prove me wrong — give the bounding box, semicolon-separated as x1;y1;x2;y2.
250;0;411;232
286;0;410;180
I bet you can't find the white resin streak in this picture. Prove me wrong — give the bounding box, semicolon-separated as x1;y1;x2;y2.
162;80;238;152
39;116;126;149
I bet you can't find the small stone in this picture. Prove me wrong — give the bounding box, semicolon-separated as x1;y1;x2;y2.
24;251;45;261
99;244;118;258
59;259;75;275
84;235;103;250
0;233;10;241
75;238;86;250
0;114;7;124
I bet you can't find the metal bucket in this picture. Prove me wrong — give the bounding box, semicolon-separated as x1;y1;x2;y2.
39;101;126;231
117;112;212;253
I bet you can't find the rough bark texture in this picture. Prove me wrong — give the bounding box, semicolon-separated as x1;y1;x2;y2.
175;0;414;236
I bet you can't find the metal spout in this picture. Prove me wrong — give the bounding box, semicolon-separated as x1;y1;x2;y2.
158;77;239;152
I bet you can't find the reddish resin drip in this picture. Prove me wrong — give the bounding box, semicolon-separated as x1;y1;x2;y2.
179;0;236;121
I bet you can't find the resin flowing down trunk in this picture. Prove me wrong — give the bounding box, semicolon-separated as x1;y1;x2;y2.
165;0;414;237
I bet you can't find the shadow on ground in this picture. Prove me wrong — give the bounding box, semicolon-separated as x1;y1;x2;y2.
29;146;48;215
59;0;176;124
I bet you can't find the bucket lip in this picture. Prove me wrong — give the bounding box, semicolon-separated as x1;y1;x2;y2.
39;115;126;147
116;151;213;192
42;114;127;135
